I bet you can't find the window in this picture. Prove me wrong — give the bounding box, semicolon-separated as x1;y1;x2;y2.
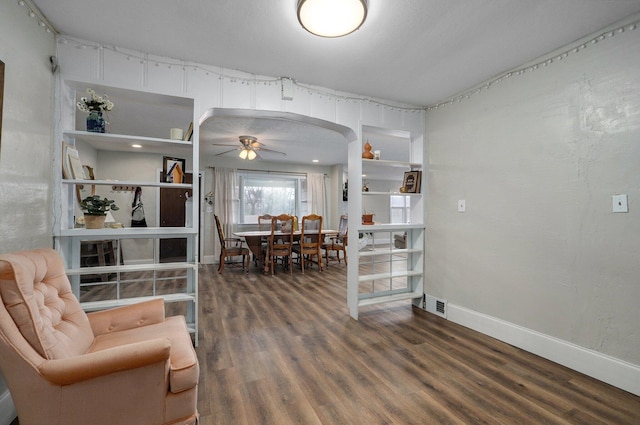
390;195;411;224
239;171;307;224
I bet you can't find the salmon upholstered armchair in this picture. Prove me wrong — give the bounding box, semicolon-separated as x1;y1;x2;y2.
0;248;199;425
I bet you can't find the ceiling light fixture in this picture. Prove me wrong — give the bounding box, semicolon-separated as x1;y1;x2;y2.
238;147;257;160
297;0;367;38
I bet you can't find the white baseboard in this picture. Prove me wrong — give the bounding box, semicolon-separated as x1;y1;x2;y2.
447;303;640;397
202;255;215;265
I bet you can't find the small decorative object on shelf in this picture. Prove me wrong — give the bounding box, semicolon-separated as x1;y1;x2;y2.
163;156;186;183
80;195;119;229
76;88;114;133
362;180;369;192
374;150;381;160
402;170;422;193
362;213;374;225
362;140;374;159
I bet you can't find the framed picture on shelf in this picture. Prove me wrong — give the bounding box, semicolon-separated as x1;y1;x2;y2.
402;170;422;193
163;156;185;183
183;122;194;141
62;142;86;180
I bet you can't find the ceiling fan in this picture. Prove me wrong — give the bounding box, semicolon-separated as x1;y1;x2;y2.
212;135;287;160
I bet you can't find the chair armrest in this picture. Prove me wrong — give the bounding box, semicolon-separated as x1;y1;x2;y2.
223;237;243;247
39;338;171;385
88;298;165;336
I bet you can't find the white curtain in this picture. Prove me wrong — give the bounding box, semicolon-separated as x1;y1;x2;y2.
308;173;326;218
213;167;238;253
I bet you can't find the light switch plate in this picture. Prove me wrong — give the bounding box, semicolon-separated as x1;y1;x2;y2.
458;200;466;212
612;194;628;213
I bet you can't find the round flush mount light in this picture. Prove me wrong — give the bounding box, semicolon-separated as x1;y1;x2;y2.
297;0;368;38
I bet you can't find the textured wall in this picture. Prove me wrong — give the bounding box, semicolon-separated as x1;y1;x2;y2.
0;2;56;423
0;1;56;252
425;19;640;365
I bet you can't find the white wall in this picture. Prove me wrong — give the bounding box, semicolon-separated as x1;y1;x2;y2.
425;17;640;394
0;2;57;423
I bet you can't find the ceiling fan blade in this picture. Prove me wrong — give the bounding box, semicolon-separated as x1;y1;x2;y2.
256;147;287;156
211;143;238;147
215;148;240;156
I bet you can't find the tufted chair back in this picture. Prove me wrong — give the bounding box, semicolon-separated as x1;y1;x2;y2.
0;248;199;425
0;248;94;359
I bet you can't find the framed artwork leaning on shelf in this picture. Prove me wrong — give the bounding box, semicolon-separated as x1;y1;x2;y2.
163;156;185;183
402;170;422;193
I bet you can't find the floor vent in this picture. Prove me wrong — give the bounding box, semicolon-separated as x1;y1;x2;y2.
424;294;447;318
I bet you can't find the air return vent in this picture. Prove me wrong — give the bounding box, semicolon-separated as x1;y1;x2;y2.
424;294;447;318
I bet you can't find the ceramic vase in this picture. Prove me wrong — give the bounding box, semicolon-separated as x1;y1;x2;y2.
86;110;105;133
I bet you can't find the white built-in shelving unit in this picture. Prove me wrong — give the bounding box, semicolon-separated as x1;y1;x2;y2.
54;80;199;344
347;125;425;319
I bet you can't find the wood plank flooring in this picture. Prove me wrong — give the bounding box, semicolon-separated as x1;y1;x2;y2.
196;263;640;425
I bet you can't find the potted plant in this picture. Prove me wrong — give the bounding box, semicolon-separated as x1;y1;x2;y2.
80;195;119;229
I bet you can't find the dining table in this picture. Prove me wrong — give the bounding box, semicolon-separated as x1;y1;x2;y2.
233;229;338;274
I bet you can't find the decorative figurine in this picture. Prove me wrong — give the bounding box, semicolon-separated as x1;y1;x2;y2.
362;140;374;159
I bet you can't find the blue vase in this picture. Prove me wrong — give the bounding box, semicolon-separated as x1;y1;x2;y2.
86;110;105;133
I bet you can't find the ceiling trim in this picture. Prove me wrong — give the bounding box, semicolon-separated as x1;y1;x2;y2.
199;107;358;143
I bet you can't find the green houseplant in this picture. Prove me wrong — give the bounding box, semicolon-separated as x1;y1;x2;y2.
80;195;119;229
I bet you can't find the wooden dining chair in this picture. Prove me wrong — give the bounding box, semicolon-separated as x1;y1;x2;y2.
258;214;273;230
215;215;250;273
292;214;323;273
264;214;294;275
254;214;273;266
323;214;348;266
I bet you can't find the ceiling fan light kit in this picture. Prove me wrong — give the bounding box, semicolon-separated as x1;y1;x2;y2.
297;0;367;38
213;135;287;160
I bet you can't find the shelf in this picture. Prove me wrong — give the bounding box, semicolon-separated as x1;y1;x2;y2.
64;130;192;148
358;288;423;307
357;223;425;232
81;293;196;312
64;130;193;156
358;270;423;282
67;262;196;276
58;227;197;238
362;191;421;196
362;158;421;168
359;248;423;257
62;178;192;189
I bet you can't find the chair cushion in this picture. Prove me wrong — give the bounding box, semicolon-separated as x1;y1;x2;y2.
0;248;94;359
89;315;199;393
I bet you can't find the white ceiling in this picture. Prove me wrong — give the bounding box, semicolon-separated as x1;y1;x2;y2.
33;0;640;166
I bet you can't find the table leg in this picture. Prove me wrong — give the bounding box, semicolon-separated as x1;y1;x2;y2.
243;236;268;274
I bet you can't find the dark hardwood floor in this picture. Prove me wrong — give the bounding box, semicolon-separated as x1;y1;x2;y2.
11;261;639;424
195;262;640;425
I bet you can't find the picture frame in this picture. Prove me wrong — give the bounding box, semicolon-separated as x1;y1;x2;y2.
76;165;95;203
183;122;194;141
163;156;186;183
62;142;86;180
402;170;422;194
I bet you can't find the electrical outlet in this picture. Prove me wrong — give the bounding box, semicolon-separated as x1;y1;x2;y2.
458;200;466;212
612;194;628;213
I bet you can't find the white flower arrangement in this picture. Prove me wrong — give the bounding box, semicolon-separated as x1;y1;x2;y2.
76;88;114;113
